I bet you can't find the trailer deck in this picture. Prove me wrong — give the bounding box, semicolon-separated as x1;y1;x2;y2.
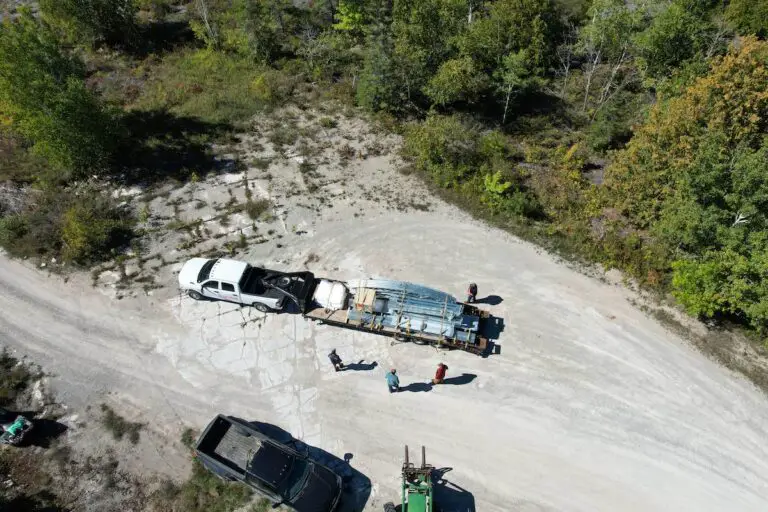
304;279;490;355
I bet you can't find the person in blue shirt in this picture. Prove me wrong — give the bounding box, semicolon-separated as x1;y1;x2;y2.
386;369;400;393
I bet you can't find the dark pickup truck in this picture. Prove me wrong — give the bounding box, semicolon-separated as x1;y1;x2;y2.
195;415;343;512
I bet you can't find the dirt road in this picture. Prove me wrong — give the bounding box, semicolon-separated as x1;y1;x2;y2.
3;208;768;511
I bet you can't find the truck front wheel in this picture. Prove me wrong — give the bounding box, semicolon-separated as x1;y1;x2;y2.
188;290;204;300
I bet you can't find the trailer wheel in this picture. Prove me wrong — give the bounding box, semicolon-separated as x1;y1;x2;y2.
253;303;270;313
188;290;203;301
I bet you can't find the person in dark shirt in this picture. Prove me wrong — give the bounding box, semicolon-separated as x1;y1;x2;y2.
328;349;344;371
467;283;478;303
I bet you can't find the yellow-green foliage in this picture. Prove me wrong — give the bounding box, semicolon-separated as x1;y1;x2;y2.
134;49;286;123
602;37;768;327
603;37;768;229
61;201;121;264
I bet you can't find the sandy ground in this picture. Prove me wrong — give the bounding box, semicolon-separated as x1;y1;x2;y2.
2;110;768;511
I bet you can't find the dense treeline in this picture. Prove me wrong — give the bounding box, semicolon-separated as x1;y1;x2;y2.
0;0;767;330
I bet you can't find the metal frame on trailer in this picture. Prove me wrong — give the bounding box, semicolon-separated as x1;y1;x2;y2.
305;303;489;355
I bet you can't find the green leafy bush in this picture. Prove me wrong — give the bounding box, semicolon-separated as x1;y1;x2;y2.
402;114;481;187
150;459;252;512
603;38;768;326
40;0;138;47
136;49;284;123
0;11;117;180
0;187;133;265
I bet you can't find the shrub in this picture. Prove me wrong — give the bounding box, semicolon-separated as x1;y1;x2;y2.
136;49;270;124
40;0;138;47
149;459;252;512
99;404;144;444
0;11;118;179
0;348;37;407
0;187;133;265
402;114;481;187
244;199;271;220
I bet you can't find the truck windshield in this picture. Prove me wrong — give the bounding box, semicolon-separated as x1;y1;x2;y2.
197;259;216;282
279;459;311;500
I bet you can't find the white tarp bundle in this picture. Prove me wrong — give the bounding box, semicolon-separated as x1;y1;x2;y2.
312;280;348;310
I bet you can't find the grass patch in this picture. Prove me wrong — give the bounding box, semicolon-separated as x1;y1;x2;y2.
268;125;299;149
149;459;252;512
244;199;270;220
99;404;144;445
0;348;39;407
181;427;197;448
319;117;337;129
134;49;268;125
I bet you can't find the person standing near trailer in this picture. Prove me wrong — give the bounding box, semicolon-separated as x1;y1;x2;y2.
467;282;478;303
386;369;400;393
432;363;448;384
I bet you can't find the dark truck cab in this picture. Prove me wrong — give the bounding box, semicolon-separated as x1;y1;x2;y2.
195;415;343;512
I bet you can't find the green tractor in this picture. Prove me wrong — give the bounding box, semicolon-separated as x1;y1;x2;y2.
383;445;434;512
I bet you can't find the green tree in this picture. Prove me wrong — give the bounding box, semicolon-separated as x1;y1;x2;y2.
494;49;544;124
424;56;486;106
391;0;468;106
333;0;367;35
356;14;401;112
40;0;137;47
725;0;768;38
402;114;481;187
578;0;646;114
634;2;710;78
190;0;295;62
458;0;558;69
0;11;117;180
603;38;768;327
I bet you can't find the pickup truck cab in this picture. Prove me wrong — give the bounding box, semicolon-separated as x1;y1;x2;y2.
178;258;315;313
196;415;343;512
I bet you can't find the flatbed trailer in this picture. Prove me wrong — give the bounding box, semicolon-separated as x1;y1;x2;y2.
304;303;489;355
299;277;490;356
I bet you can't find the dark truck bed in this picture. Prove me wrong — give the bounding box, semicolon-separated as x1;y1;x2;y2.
196;416;262;475
239;267;317;311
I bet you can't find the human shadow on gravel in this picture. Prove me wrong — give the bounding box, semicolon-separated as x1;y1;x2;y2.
442;373;477;386
433;467;476;512
236;419;372;512
400;382;433;393
344;360;377;372
475;295;503;306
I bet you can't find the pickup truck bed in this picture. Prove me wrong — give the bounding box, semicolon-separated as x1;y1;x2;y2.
198;416;261;475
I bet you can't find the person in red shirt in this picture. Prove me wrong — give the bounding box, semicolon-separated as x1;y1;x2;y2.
432;363;448;384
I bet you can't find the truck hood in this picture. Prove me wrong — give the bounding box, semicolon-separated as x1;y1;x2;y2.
178;258;209;288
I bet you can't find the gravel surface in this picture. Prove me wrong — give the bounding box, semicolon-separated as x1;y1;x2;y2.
2;206;768;511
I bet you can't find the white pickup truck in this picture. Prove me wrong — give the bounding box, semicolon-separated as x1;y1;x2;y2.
177;258;315;312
